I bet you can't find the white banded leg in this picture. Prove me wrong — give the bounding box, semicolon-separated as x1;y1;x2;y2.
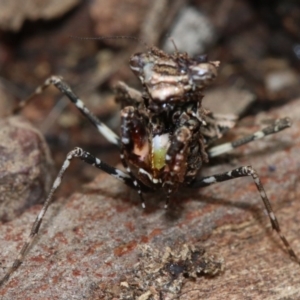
0;147;142;287
120;151;147;209
188;165;299;264
119;107;148;208
12;75;120;146
208;117;292;157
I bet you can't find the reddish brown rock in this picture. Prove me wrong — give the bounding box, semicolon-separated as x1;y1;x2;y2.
0;116;53;222
0;0;81;31
89;0;149;37
0;99;300;299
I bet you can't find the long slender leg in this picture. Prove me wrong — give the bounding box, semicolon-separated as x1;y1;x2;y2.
114;81;143;108
201;112;237;145
188;165;300;264
208;117;292;157
12;76;120;146
0;147;144;287
164;126;193;207
120;106;148;207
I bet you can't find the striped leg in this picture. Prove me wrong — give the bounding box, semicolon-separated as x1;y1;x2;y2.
188;166;300;264
120;107;148;208
12;76;120;146
0;147;142;287
114;81;143;108
208;117;292;157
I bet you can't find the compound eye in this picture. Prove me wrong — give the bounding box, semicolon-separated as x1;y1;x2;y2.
129;53;144;76
189;62;218;87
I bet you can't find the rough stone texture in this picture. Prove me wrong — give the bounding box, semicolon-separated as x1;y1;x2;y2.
163;6;216;56
119;244;224;299
204;87;255;117
89;0;150;37
1;99;300;299
0;116;53;222
0;0;81;31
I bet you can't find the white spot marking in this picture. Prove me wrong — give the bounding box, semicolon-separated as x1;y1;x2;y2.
130;65;141;73
269;212;276;221
203;176;217;184
35;86;43;94
152;133;169;151
176;154;184;161
37;208;45;221
62;159;71;170
139;168;161;184
164;181;174;185
76;99;85;109
208;143;233;157
173;166;180;171
115;169;131;179
53;178;61;189
253;131;265;140
97;124;119;145
122;137;130;144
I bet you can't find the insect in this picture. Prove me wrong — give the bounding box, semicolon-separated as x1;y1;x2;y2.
0;45;299;287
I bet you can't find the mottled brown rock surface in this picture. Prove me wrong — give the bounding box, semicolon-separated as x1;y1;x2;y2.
0;99;300;299
0;0;81;31
0;116;53;222
89;0;150;37
1;2;300;298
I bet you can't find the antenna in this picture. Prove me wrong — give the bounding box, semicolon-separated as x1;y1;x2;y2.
69;35;149;49
169;38;178;53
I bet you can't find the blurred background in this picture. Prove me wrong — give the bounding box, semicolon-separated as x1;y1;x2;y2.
0;0;299;195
